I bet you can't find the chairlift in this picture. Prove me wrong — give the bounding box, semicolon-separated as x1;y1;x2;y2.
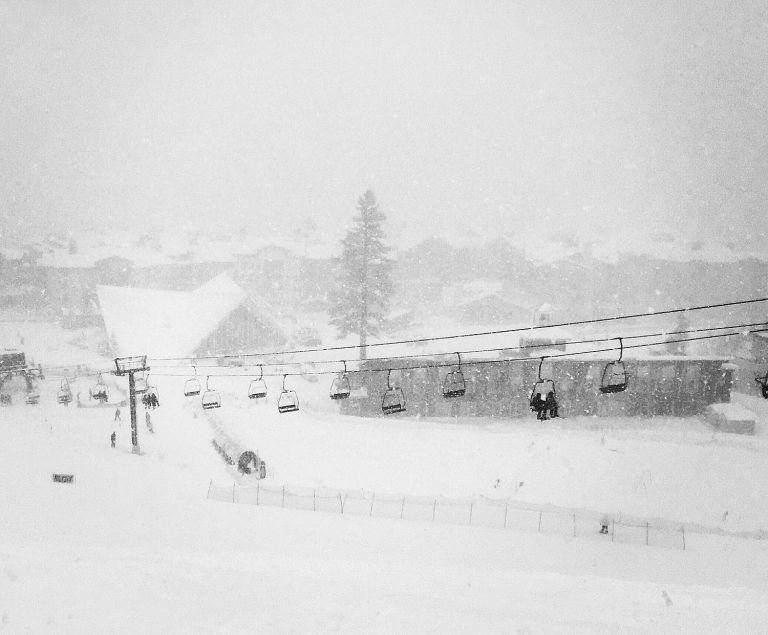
57;378;72;405
600;337;629;394
442;352;466;398
277;374;299;413
756;370;768;399
382;369;406;415
145;376;160;407
247;365;267;400
201;376;221;410
134;372;148;394
330;361;351;400
92;372;109;403
529;357;556;412
184;365;201;397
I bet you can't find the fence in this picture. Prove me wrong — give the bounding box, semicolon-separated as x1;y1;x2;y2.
207;481;687;550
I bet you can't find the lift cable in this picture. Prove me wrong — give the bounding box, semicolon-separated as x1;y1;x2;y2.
145;326;768;379
147;320;767;373
148;296;768;363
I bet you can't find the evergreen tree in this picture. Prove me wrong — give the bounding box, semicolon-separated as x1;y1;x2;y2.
329;190;393;359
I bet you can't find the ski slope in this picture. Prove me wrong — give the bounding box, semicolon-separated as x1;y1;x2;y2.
1;375;768;633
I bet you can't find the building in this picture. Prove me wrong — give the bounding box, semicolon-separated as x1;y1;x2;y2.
97;273;287;360
340;353;734;419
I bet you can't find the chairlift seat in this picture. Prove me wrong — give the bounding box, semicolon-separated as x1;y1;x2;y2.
442;370;466;398
184;378;201;397
330;374;351;400
278;390;299;413
247;379;267;400
382;387;406;415
600;361;629;394
201;390;221;409
57;389;72;404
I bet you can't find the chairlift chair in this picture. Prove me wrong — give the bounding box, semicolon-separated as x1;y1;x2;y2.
134;372;149;394
92;372;109;403
184;365;201;397
600;338;629;394
277;374;299;413
201;376;221;410
247;365;267;399
529;358;556;410
756;370;768;399
330;361;351;400
382;369;406;415
146;380;159;405
442;352;466;398
57;378;72;405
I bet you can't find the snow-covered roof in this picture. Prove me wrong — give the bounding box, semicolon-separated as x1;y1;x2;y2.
390;221;768;265
97;273;246;359
39;246;177;269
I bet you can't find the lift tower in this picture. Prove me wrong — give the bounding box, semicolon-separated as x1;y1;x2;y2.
114;355;149;455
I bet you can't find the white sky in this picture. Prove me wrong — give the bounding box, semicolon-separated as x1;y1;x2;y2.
2;0;767;252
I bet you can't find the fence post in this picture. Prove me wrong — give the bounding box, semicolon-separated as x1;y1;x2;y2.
681;526;686;551
503;501;508;529
646;522;649;546
573;513;576;537
432;498;437;522
282;485;285;508
370;492;375;517
469;502;474;525
538;511;542;533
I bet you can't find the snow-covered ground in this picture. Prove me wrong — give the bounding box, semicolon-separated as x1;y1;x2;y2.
2;370;768;633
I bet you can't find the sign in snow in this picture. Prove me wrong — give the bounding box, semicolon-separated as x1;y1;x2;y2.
52;473;75;484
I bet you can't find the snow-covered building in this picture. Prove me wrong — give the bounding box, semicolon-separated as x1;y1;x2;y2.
97;273;287;360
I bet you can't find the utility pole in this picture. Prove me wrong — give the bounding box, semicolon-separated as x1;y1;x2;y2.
114;355;149;455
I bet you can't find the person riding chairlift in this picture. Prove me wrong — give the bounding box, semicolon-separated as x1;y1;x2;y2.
545;391;559;419
531;392;547;420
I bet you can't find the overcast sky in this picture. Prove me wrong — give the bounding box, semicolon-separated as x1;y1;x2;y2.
2;0;767;251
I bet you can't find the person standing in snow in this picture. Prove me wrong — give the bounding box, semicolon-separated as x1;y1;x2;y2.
110;431;116;448
114;407;121;422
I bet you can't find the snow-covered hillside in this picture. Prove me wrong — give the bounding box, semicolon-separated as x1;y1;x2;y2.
2;367;768;632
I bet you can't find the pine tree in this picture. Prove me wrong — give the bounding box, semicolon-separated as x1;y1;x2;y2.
329;190;393;359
